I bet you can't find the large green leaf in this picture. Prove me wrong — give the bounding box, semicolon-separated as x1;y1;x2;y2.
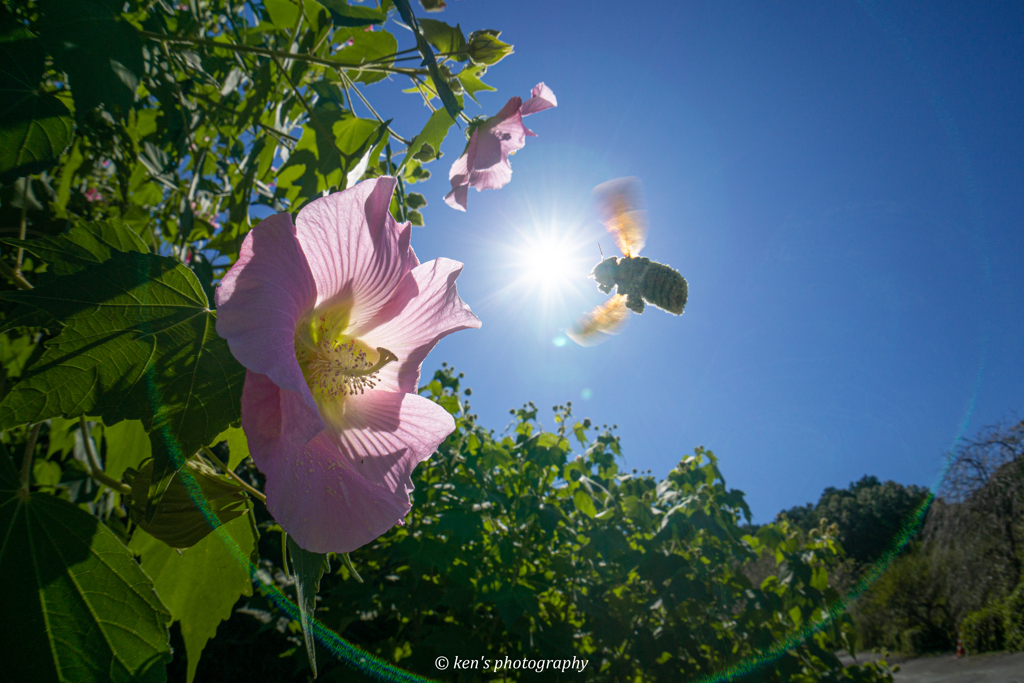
4;219;150;277
37;0;144;117
0;25;74;181
130;513;258;683
316;0;388;27
405;107;455;164
104;418;152;480
333;27;399;84
276;103;388;205
213;425;251;471
0;447;172;682
418;18;467;58
0;251;246;509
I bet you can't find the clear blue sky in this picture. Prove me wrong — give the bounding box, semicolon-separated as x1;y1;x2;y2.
369;1;1023;522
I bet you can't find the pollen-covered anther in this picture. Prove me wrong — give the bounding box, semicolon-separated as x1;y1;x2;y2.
304;340;398;397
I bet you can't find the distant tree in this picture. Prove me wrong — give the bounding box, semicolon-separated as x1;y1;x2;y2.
779;476;930;568
925;419;1024;623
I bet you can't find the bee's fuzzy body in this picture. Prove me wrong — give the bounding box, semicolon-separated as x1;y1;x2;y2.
591;256;688;315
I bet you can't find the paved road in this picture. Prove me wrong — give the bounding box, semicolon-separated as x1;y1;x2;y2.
841;651;1024;683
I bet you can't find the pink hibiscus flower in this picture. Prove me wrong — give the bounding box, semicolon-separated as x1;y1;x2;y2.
444;82;557;211
215;177;480;553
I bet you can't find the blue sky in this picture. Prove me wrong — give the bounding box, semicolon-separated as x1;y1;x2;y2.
368;0;1023;521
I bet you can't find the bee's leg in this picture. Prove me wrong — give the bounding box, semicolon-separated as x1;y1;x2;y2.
625;293;645;314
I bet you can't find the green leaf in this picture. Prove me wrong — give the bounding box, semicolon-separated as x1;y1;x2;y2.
419;0;447;11
213;425;250;471
288;536;331;678
124;456;251;549
5;219;150;277
130;513;258;683
405;107;455;164
0;251;246;512
418;18;467;57
333;28;399;84
276;104;387;205
316;0;388;27
264;0;301;28
104;418;152;480
38;0;144;117
0;445;172;682
456;64;497;103
574;489;598;518
0;26;74;181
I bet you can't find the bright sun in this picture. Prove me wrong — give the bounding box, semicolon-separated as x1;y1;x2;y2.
515;230;587;297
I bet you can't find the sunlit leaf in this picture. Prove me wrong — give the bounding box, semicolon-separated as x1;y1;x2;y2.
418;18;466;57
130;513;258;683
0;446;172;682
213;425;250;470
405;107;455;164
316;0;388;27
5;219;149;277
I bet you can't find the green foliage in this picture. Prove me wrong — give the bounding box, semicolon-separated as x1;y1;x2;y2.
1005;581;1024;652
961;604;1006;654
0;250;246;508
210;368;892;683
780;475;930;568
0;19;74;181
130;513;259;683
0;443;172;682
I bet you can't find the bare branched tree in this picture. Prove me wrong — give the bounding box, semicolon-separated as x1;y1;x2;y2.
925;418;1024;623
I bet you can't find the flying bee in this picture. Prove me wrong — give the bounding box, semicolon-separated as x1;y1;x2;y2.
567;177;688;346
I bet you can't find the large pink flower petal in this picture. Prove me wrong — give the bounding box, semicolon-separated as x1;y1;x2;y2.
444;184;469;212
520;82;557;117
241;370;325;471
295;178;418;335
215;213;317;399
261;391;455;553
361;258;481;393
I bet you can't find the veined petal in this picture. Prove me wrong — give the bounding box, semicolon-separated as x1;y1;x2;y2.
295;177;418;335
520;82;557;116
265;392;455;553
241;370;325;473
444;184;469;211
216;213;317;399
362;258;481;393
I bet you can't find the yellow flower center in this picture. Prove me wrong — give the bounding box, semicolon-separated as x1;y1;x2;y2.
295;309;397;399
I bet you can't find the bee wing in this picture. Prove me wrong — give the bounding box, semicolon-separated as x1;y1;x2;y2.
567;294;631;347
593;177;647;256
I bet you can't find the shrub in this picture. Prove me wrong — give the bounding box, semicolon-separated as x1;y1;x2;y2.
961;604;1006;654
1005;582;1024;652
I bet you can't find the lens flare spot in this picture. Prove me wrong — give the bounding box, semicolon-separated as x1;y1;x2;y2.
581;388;593;400
553;335;568;347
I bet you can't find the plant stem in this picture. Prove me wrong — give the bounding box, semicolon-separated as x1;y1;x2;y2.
0;259;33;290
15;177;28;274
19;423;41;494
139;30;427;76
79;417;133;495
201;445;267;504
337;71;411;145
